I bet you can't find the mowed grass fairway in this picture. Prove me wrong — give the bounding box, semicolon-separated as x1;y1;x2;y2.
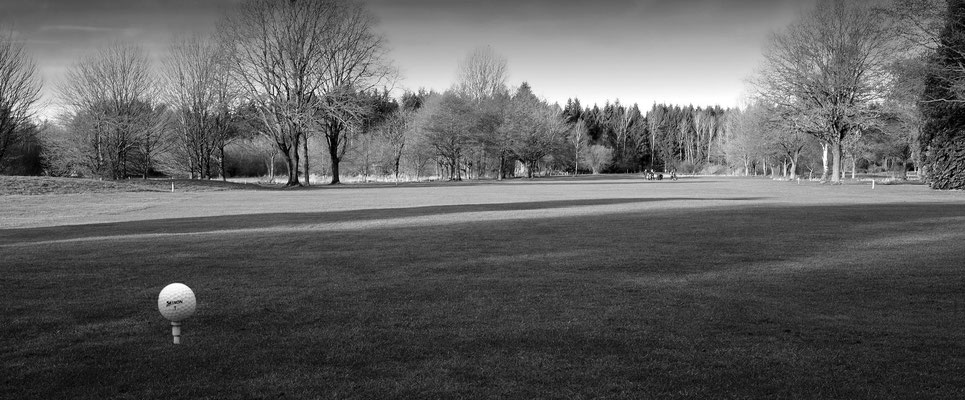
2;176;964;399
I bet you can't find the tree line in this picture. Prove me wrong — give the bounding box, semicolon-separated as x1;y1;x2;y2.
0;0;962;188
741;0;964;187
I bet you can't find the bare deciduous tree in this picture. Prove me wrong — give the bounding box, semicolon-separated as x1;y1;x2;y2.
455;46;510;179
723;106;766;176
886;0;965;104
39;118;84;176
419;91;474;181
210;61;242;181
221;0;392;186
314;0;395;185
584;145;614;175
569;119;588;175
220;0;332;186
888;0;946;51
501;83;567;178
163;34;233;179
372;90;427;181
60;43;159;179
756;0;897;183
760;105;812;180
378;108;413;180
457;46;508;102
0;29;42;171
132;103;174;179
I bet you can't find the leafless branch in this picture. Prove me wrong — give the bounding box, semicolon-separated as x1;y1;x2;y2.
0;28;42;169
457;46;509;102
59;43;159;179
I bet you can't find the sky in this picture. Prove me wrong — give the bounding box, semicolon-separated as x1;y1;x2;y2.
0;0;816;118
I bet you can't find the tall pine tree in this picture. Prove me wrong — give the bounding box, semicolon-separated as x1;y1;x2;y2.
921;0;965;189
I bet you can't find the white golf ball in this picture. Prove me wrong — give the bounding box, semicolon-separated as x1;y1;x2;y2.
158;283;196;322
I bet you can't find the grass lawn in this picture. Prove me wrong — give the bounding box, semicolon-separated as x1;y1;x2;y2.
2;176;964;399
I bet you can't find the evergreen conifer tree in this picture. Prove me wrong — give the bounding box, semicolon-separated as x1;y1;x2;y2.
920;0;965;189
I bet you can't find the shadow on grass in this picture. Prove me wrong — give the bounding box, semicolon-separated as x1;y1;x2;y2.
4;200;965;399
0;196;767;245
513;179;728;187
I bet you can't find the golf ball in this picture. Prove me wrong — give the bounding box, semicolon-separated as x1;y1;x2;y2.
158;283;196;322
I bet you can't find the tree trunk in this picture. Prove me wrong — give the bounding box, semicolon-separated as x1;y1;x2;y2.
574;146;579;176
143;150;150;180
821;142;830;181
455;151;462;181
327;136;340;185
324;121;344;185
394;155;402;181
218;146;226;182
851;156;857;180
302;133;310;186
205;151;212;180
282;150;299;187
188;143;196;179
791;152;799;180
831;142;842;183
291;136;301;186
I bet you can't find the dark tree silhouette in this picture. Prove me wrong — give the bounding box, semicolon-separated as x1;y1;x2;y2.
0;29;42;172
920;0;965;189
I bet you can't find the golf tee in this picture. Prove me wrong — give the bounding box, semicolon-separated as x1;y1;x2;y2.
172;321;182;344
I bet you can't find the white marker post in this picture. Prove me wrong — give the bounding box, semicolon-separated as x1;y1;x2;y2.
158;283;197;344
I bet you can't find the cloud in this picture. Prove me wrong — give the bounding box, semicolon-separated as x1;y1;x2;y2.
0;28;57;44
37;24;144;41
9;38;63;45
40;25;118;33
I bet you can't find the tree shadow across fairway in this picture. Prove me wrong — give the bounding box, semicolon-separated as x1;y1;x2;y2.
515;179;725;187
0;197;766;246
